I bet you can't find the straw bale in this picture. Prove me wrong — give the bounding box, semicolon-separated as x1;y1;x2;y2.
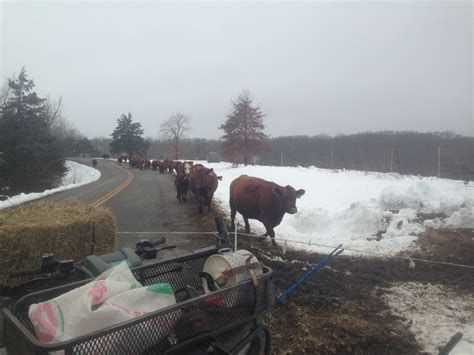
0;201;116;286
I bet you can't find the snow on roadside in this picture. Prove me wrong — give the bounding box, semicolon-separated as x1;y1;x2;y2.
198;162;474;256
0;161;101;209
381;282;474;355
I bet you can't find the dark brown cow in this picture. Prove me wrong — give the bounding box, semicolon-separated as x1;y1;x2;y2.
174;161;183;175
157;160;166;173
129;156;142;169
174;164;189;203
229;175;305;243
189;164;222;213
167;160;175;174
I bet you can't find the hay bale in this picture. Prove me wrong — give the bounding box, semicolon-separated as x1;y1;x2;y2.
0;201;116;286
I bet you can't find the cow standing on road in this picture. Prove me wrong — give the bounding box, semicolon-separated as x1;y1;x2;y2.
229;175;305;244
189;164;222;213
174;164;189;203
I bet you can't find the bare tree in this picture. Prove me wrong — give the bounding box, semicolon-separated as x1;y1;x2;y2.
159;113;191;159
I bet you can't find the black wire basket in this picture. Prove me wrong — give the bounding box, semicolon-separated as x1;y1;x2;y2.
3;247;274;354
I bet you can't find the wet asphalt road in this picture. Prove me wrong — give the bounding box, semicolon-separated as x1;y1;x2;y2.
42;158;218;261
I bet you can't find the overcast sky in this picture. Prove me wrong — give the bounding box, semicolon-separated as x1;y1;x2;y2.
1;1;472;139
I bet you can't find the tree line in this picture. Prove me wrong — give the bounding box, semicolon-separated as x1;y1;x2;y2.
89;132;473;181
261;132;473;180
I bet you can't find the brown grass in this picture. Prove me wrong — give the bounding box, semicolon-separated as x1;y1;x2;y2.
0;201;116;286
413;228;474;266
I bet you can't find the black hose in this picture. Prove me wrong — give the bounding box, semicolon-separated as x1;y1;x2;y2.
149;237;166;247
9;267;43;278
214;215;231;246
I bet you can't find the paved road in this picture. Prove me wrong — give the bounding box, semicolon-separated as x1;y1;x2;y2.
43;158;218;261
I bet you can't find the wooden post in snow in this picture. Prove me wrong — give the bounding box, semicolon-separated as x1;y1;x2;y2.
390;149;394;173
438;146;441;178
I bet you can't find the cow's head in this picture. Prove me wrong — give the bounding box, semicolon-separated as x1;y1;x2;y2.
195;168;216;189
273;185;305;214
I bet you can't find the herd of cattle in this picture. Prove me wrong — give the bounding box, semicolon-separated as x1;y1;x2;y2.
115;155;305;243
118;156;222;214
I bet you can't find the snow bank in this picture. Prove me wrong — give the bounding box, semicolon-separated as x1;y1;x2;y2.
381;282;474;355
0;161;101;209
200;162;474;255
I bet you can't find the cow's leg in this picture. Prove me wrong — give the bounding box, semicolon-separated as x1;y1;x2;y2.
264;227;277;246
183;185;188;202
243;217;251;234
197;195;203;214
207;194;213;212
261;221;275;239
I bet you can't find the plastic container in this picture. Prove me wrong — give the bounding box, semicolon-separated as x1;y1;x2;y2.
202;249;263;292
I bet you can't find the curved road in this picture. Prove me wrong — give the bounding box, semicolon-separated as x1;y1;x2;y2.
43;158;218;260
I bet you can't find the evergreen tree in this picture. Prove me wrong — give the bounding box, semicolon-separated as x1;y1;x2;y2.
110;113;149;157
0;68;65;194
219;91;269;165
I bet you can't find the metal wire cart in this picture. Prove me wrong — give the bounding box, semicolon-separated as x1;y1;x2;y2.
4;247;274;354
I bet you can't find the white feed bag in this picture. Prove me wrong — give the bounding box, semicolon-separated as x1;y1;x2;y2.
28;262;176;352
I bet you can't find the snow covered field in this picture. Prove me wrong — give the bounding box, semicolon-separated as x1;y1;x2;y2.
381;282;474;355
201;162;474;256
0;161;100;209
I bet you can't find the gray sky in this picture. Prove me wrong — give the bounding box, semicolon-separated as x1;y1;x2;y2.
1;1;472;139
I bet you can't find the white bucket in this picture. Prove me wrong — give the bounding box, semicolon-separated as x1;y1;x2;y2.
202;249;263;294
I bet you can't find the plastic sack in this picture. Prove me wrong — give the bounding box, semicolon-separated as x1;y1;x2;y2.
28;262;176;351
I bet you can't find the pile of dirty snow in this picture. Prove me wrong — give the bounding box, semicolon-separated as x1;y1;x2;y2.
0;161;100;209
201;162;474;256
381;282;474;355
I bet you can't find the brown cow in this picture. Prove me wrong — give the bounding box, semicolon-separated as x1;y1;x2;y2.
158;160;166;173
229;175;305;243
167;160;175;174
174;164;189;203
189;164;222;213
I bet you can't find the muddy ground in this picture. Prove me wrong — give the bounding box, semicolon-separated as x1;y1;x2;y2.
236;228;474;354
